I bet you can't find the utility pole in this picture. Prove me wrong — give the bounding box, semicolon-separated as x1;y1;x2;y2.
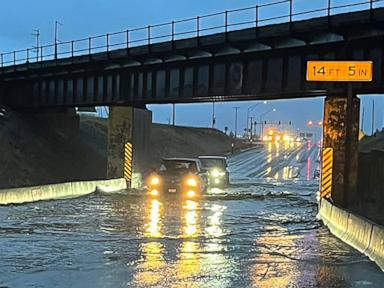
233;107;240;138
212;102;216;128
32;29;40;61
250;117;254;139
54;20;63;59
172;103;176;126
371;99;375;135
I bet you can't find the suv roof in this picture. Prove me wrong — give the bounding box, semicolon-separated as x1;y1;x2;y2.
198;156;226;160
161;157;203;172
163;157;200;162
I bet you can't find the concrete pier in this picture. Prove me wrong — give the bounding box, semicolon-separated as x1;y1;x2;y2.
107;106;152;187
107;106;134;184
322;96;360;207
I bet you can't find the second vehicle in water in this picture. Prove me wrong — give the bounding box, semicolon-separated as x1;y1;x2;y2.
198;156;230;188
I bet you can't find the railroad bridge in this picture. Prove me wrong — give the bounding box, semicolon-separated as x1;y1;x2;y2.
1;1;383;208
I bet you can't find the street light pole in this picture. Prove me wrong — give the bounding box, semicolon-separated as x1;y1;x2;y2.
212;102;216;128
258;108;276;137
233;107;240;138
246;101;267;138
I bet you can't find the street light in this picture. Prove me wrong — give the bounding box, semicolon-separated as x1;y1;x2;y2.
259;108;276;120
246;101;267;137
258;108;276;137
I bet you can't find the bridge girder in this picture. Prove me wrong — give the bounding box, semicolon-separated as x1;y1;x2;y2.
0;8;383;109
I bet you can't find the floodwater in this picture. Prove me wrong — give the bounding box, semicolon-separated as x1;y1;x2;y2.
1;141;383;288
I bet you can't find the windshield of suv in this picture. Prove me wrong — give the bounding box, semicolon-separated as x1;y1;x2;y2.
199;158;226;169
160;160;198;174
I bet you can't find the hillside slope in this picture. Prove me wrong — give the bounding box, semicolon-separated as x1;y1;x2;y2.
0;110;106;189
80;117;234;170
0;111;234;188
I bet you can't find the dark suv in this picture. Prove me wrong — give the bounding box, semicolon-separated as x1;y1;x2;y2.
147;158;207;199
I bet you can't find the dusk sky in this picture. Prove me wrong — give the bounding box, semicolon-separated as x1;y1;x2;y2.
1;0;383;135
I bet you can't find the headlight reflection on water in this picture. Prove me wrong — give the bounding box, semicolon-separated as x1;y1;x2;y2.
133;194;237;287
145;199;162;238
205;204;226;238
183;200;199;238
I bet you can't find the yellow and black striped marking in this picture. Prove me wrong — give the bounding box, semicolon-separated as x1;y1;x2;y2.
124;142;133;182
321;147;333;199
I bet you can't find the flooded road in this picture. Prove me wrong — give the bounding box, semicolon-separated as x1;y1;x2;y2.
1;141;383;287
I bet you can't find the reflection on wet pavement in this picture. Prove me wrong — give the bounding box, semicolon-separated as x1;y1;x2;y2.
0;142;383;287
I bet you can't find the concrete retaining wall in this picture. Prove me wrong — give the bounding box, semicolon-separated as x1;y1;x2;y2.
0;178;127;205
318;199;384;271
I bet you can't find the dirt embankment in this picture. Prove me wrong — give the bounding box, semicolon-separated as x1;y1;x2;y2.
359;130;384;152
0;110;106;189
80;117;236;170
148;123;234;167
0;111;236;189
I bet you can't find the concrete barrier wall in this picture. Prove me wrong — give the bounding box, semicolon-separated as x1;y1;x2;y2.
318;199;384;271
0;178;127;205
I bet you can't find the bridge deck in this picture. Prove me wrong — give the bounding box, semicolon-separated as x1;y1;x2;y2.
1;8;383;108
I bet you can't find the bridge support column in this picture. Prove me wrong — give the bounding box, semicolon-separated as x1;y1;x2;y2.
107;106;134;186
321;95;360;207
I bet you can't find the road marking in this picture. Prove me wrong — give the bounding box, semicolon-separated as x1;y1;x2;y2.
307;61;373;82
124;142;133;182
321;147;333;199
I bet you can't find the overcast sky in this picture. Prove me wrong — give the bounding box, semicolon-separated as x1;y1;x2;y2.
1;0;383;135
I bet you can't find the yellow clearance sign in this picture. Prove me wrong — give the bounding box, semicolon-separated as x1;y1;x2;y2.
307;61;373;82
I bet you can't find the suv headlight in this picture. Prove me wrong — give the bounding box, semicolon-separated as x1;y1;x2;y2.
186;177;198;187
186;190;196;198
211;169;225;178
150;176;161;186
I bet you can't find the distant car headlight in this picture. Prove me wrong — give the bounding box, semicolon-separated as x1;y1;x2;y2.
186;178;198;187
211;169;225;178
150;176;160;186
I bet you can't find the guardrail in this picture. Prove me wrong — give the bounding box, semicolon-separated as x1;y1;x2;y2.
0;0;383;68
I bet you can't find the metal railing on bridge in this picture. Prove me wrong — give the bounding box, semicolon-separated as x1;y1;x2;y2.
1;0;383;69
